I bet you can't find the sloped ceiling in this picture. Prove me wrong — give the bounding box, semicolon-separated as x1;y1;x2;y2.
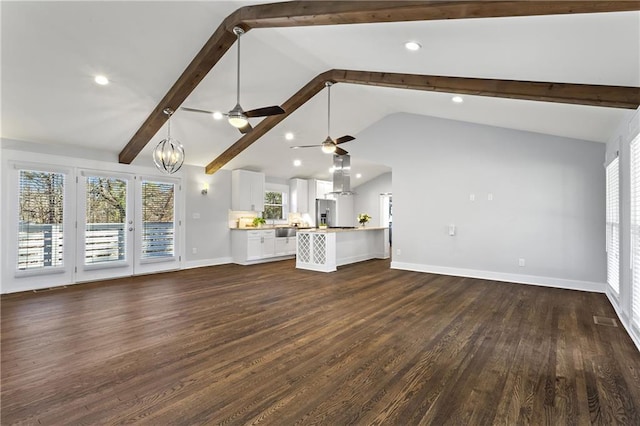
2;2;638;185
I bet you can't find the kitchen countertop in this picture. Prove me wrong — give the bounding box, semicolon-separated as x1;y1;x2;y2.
297;227;388;233
230;227;387;232
230;226;312;231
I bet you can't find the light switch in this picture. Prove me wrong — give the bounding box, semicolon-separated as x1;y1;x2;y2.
449;224;456;236
469;194;475;201
488;193;494;201
192;212;200;219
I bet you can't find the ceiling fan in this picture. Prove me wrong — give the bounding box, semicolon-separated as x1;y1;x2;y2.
290;82;355;155
181;27;285;134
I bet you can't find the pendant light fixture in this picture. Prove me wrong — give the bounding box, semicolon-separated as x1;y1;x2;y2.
152;108;185;174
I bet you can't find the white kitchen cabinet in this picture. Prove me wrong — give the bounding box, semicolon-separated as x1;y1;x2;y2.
275;236;297;256
262;232;275;257
316;180;333;199
246;232;263;261
232;229;276;264
289;178;309;213
232;169;265;212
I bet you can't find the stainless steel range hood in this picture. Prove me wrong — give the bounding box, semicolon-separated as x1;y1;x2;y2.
331;154;355;195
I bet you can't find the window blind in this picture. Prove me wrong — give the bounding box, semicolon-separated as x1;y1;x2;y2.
84;176;127;265
606;157;620;294
631;137;640;330
141;181;175;259
18;170;65;270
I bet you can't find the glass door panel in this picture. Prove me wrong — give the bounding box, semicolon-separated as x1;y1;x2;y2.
134;177;181;274
76;171;134;281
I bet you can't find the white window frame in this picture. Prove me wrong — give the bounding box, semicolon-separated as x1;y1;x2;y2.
6;161;75;286
606;157;620;295
630;135;640;332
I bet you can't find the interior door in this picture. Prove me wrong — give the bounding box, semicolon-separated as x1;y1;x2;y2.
76;170;134;282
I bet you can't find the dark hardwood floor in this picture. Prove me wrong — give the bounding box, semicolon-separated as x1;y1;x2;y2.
2;259;639;425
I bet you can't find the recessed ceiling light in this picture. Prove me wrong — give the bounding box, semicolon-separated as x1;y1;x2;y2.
404;41;421;51
285;132;294;141
356;173;362;179
293;159;301;167
452;96;464;104
212;111;223;120
94;75;109;85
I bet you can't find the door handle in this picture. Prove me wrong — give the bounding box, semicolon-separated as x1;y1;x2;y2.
129;227;134;232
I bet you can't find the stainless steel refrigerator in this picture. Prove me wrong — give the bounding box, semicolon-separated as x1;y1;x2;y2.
316;199;336;227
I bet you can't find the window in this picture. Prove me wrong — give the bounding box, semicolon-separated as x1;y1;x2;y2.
141;180;175;260
264;191;284;220
17;170;65;270
631;136;640;330
606;157;620;294
84;176;127;265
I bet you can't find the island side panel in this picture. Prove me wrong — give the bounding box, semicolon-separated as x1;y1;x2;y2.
336;228;389;267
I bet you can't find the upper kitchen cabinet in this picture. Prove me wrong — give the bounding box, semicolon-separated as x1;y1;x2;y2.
317;180;333;199
308;179;332;203
289;178;309;213
232;169;265;212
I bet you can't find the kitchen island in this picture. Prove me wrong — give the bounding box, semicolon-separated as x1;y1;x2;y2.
296;227;390;272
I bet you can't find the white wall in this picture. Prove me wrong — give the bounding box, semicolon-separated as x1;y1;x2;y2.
352;113;606;292
183;165;232;268
604;107;640;350
353;172;392;227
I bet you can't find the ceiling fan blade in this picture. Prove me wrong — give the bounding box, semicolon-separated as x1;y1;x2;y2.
335;135;355;145
180;106;215;115
335;147;349;156
290;145;322;149
238;122;253;134
244;105;285;118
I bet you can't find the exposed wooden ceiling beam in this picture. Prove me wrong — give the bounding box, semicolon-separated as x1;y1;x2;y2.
204;69;640;174
119;1;640;164
238;1;640;27
333;70;640;109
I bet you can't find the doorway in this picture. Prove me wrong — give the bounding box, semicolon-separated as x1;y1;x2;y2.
379;193;392;246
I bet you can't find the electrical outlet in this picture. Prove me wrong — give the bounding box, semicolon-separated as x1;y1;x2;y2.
518;258;525;267
488;193;494;201
192;247;198;254
396;248;401;256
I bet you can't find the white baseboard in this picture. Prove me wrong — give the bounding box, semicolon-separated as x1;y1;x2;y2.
183;257;232;270
391;262;606;293
606;291;640;352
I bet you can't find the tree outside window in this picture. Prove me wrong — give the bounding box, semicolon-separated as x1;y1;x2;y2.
264;191;283;220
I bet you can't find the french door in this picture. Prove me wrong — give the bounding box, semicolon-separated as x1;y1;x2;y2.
76;171;180;282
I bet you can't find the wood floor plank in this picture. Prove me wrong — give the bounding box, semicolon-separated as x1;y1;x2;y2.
2;259;640;425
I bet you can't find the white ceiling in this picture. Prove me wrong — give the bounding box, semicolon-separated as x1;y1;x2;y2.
2;2;638;185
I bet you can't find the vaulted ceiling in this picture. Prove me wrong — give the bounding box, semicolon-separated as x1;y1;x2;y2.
2;1;639;184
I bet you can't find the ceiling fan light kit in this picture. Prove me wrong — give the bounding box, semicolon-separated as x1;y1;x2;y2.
321;137;337;154
152;108;185;174
227;104;249;128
